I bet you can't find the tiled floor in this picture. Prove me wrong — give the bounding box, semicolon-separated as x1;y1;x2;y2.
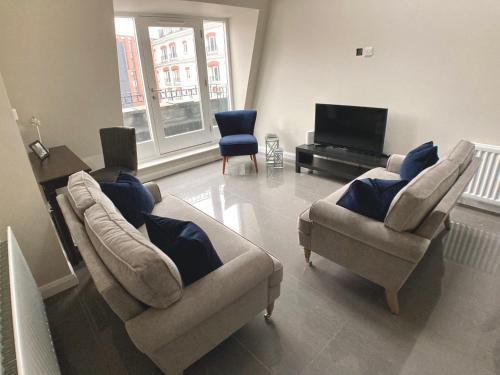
45;156;500;375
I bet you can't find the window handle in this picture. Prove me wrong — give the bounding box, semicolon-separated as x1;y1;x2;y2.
150;87;163;100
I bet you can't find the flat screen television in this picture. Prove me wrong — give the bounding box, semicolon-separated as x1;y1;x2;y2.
314;104;387;156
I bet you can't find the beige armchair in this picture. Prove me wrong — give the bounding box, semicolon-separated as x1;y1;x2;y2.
298;140;478;313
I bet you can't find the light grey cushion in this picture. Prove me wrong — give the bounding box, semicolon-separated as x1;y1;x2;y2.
415;157;480;239
446;140;475;174
84;197;183;309
386;154;406;174
67;171;103;221
385;160;459;232
57;194;145;321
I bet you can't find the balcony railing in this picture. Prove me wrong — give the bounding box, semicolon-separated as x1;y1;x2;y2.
121;94;144;106
121;84;227;107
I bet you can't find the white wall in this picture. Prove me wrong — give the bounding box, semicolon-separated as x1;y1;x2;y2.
253;0;500;155
0;72;73;287
0;0;123;169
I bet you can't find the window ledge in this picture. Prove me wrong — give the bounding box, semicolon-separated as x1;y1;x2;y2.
138;143;220;182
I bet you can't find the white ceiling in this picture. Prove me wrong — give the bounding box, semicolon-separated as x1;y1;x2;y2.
113;0;254;18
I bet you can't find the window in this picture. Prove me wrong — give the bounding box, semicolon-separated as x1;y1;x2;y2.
131;71;138;87
113;17;233;158
160;46;167;61
171;66;180;82
208;62;220;82
163;68;170;85
203;21;231;127
114;17;152;143
206;32;217;53
169;42;177;59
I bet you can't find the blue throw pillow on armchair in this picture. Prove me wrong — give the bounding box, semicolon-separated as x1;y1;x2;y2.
100;172;155;228
143;214;223;286
337;178;409;221
400;141;439;180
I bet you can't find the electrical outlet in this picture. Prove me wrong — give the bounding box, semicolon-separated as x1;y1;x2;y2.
356;48;363;56
364;47;374;57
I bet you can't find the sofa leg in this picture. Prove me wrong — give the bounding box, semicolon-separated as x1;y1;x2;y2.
264;302;274;320
385;289;400;315
304;248;312;265
222;156;227;174
251;154;258;173
444;215;451;230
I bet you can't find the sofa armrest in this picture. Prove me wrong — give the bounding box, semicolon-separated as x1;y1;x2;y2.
309;200;429;263
386;154;406;174
125;248;274;353
144;182;162;203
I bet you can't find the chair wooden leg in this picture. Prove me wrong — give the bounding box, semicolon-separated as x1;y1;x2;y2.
251;154;258;173
222;156;227;174
264;301;274;320
304;248;312;265
385;289;400;314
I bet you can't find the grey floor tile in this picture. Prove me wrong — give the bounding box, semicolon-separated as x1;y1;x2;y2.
235;274;349;375
45;159;500;375
185;337;271;375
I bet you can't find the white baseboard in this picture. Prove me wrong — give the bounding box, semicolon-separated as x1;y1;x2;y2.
138;147;221;182
39;272;79;299
258;146;295;161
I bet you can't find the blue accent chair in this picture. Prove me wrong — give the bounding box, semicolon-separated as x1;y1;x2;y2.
215;110;258;174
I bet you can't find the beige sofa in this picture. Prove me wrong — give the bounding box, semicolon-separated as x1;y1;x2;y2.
57;172;283;374
298;140;479;314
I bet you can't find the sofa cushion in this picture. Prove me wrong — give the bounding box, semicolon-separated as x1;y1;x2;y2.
139;194;270;265
400;142;439;180
143;214;223;286
84;198;182;309
446;140;475;174
385;160;459;232
100;172;155;228
320;167;400;206
67;171;103;221
219;134;258;156
337;179;409;221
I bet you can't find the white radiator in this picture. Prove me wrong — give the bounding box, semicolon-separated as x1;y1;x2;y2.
460;143;500;213
443;221;500;274
0;228;61;375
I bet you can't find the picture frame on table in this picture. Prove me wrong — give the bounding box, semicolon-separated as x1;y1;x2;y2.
29;140;50;161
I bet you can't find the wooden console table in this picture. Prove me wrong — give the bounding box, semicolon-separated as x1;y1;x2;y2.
29;145;91;265
296;144;389;180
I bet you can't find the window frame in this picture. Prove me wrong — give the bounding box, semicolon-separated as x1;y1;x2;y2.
114;13;234;159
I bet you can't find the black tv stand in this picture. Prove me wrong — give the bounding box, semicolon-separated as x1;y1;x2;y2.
295;144;389;180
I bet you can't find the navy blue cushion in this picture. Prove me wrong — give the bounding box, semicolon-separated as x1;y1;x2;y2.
400;142;439;180
143;214;223;286
337;178;409;221
219;134;258;156
100;172;155;228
